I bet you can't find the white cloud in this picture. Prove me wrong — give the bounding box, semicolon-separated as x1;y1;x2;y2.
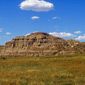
6;32;11;35
49;32;73;38
20;0;54;12
31;16;40;20
75;35;85;40
52;16;61;20
74;31;81;34
25;33;30;36
25;31;38;36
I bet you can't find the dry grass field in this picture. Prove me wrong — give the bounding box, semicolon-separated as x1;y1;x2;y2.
0;55;85;85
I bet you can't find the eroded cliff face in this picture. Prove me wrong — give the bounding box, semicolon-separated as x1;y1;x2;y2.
0;32;85;56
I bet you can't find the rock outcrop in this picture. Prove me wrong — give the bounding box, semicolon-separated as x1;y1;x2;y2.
0;32;85;56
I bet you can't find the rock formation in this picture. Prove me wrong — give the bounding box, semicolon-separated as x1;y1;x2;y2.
0;32;85;56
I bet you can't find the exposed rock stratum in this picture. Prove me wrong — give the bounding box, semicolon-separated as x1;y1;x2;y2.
0;32;85;56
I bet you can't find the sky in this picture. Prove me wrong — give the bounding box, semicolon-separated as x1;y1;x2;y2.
0;0;85;45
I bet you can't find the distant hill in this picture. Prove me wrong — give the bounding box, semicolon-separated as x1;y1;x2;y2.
0;32;85;56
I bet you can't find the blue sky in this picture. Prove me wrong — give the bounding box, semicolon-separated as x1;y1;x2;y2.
0;0;85;44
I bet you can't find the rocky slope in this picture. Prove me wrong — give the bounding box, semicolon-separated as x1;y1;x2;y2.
0;32;85;56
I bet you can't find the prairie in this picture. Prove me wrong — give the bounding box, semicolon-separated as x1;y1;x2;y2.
0;55;85;85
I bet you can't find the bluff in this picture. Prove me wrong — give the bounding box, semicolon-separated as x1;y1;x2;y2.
0;32;85;56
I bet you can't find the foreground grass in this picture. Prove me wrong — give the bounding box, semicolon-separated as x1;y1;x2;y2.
0;55;85;85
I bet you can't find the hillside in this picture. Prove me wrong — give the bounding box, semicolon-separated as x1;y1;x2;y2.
0;32;85;56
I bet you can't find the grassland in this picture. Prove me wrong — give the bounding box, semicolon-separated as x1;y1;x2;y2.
0;55;85;85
